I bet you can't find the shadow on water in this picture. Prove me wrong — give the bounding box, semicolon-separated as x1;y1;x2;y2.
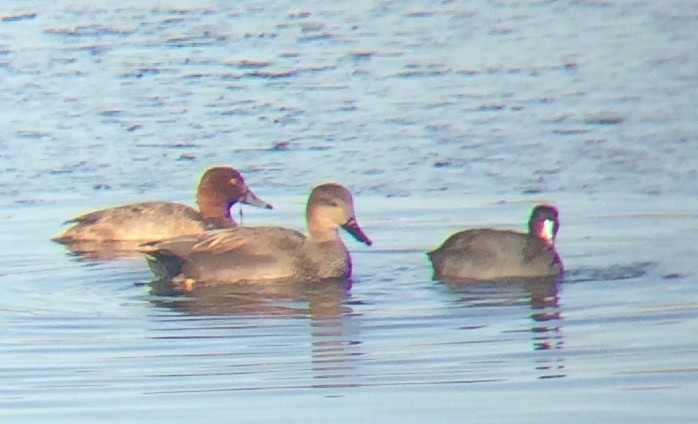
148;278;365;390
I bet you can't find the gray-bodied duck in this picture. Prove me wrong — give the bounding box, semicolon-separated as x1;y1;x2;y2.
54;167;272;244
140;183;372;285
427;205;563;281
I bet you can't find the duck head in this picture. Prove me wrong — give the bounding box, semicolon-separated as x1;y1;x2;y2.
528;204;560;245
196;167;273;221
306;183;372;246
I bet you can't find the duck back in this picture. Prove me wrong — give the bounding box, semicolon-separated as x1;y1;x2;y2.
141;182;370;285
56;201;214;242
428;229;561;281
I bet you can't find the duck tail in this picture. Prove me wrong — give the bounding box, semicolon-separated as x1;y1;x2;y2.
139;242;184;282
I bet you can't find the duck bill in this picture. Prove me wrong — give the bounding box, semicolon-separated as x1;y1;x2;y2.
239;189;273;209
342;217;372;246
538;219;555;245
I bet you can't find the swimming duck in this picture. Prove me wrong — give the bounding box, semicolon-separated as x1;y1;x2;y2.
427;205;563;281
54;167;272;243
141;183;372;285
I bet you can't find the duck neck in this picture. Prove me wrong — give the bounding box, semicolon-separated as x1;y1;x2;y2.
306;214;340;243
198;194;234;225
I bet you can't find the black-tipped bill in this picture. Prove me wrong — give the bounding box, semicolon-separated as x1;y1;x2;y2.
239;189;273;210
342;217;372;246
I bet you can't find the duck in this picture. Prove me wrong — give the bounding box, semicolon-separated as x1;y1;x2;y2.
427;204;563;281
53;167;272;244
140;183;372;285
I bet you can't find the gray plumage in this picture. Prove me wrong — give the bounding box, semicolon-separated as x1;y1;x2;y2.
428;205;563;281
141;183;372;285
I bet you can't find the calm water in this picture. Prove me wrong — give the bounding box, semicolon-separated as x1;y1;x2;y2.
1;0;697;422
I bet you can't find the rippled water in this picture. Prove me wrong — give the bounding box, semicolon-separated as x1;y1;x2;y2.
1;0;697;422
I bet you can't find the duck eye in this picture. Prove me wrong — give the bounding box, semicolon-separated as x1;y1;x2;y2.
229;178;238;186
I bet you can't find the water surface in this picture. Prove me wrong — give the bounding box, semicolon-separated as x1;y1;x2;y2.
0;0;696;422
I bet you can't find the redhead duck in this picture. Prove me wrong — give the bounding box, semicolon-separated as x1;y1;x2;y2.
427;205;563;281
54;167;272;244
141;183;372;285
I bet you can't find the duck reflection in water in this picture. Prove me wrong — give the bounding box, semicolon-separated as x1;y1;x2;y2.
150;277;351;318
150;278;364;389
441;277;566;379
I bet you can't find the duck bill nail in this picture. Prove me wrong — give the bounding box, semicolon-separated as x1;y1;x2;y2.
240;190;273;209
342;218;372;246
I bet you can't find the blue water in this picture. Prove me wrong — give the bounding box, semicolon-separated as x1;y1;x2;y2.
0;0;696;422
